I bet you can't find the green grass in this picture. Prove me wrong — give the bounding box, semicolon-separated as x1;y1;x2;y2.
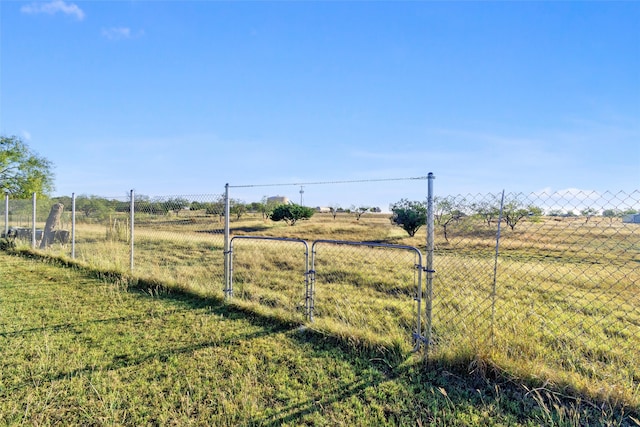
5;210;640;424
2;252;638;426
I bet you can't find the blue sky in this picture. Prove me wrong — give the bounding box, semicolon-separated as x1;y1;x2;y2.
1;1;638;209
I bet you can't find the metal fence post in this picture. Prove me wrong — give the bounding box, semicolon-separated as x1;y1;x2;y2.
224;183;231;299
130;189;134;271
4;191;8;236
425;172;435;353
491;190;505;348
71;193;76;259
31;192;37;249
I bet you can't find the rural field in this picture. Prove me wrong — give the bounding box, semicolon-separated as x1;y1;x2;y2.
0;252;637;426
2;199;639;425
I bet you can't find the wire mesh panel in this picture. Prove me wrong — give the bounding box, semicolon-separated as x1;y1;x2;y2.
3;197;70;251
432;190;640;403
132;194;226;297
3;197;36;245
429;193;505;357
311;240;424;351
229;236;309;322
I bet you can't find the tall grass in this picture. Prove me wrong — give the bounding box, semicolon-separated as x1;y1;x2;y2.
11;210;640;415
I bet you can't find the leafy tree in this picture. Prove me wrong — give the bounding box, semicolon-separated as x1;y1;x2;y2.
76;195;110;219
269;203;315;226
1;135;55;197
163;197;190;216
248;201;262;213
190;201;206;211
471;197;500;227
52;195;72;207
502;198;541;230
390;199;427;237
201;196;225;220
229;199;246;220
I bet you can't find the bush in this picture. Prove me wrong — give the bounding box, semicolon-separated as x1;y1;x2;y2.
269;204;315;226
390;199;427;237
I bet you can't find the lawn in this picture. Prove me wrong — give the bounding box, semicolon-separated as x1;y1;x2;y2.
2;252;636;426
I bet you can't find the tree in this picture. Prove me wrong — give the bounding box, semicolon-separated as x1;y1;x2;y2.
329;204;340;220
351;205;370;221
434;197;465;242
163;197;190;216
269;203;315;226
502;198;541;231
76;195;110;219
471;197;500;227
254;196;278;220
229;199;247;220
581;208;597;223
190;201;206;211
602;209;620;224
390;199;427;237
1;135;55;197
202;195;225;221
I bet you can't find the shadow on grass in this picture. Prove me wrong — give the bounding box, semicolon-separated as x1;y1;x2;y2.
4;250;638;425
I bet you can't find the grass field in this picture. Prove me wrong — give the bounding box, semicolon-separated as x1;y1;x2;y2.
1;252;637;426
3;208;639;425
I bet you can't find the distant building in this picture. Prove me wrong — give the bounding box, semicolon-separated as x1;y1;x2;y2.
622;214;640;224
315;206;330;213
267;196;289;205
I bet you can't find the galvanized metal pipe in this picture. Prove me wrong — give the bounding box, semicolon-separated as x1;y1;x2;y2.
425;172;435;353
130;189;135;271
71;193;76;259
31;192;36;249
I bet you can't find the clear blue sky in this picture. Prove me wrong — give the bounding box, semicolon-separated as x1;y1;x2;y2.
1;1;638;210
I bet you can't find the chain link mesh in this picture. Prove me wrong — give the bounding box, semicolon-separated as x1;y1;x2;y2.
2;188;638;402
230;237;309;322
132;194;225;296
431;190;639;401
311;242;422;350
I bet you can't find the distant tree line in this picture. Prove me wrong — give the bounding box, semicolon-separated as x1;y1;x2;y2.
389;195;637;238
36;193;638;232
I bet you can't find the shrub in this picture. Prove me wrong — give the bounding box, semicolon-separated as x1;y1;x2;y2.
269;203;315;226
390;199;427;237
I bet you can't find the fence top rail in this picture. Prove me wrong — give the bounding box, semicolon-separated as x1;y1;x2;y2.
230;235;309;248
311;239;422;260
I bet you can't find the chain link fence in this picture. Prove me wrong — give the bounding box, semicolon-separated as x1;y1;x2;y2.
1;187;638;404
430;189;639;404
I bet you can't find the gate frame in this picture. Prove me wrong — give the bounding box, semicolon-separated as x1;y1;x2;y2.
310;239;429;351
228;235;311;318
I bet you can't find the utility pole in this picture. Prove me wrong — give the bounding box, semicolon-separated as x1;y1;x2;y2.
299;186;304;205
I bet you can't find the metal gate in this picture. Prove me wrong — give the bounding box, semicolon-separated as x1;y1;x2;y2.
228;236;311;320
310;240;429;351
